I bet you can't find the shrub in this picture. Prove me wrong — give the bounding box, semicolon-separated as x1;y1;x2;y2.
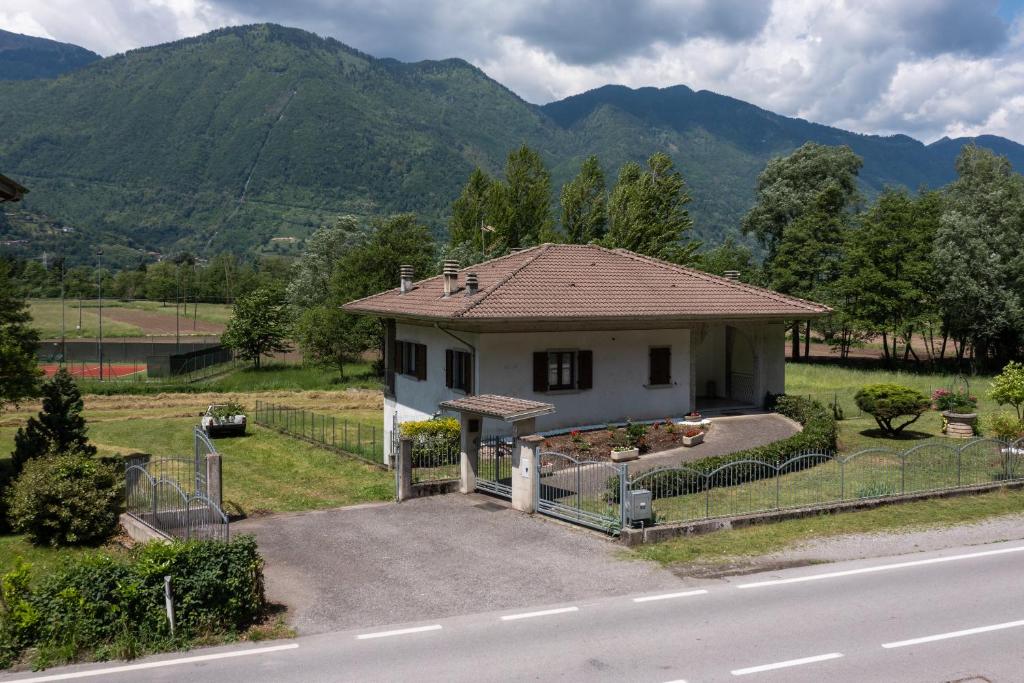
625;421;648;453
988;412;1024;442
0;536;266;669
11;369;96;472
6;450;121;547
209;401;246;419
990;361;1024;421
400;417;460;467
930;387;977;414
609;395;837;502
855;384;930;436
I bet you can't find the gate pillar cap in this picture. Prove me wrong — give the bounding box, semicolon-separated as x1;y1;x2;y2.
519;434;545;445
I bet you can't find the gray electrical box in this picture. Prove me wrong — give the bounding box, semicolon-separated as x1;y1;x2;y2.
625;488;652;526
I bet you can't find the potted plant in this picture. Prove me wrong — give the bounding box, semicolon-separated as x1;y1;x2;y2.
681;427;704;447
684;411;702;422
932;387;978;438
611;445;640;462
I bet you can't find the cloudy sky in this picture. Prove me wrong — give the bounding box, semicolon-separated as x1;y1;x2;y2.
4;0;1024;143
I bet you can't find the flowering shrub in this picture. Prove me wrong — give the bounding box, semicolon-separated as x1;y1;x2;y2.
681;428;703;438
932;388;977;413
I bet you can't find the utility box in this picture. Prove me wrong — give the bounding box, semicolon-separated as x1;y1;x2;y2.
624;488;653;527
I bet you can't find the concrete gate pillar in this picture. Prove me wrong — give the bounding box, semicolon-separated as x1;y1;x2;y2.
396;437;413;502
459;412;481;494
511;417;541;513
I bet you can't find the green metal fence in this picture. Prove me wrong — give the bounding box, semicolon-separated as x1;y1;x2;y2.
627;437;1024;526
254;400;386;469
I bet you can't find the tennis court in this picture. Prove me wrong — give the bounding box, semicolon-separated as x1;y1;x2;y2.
39;362;146;379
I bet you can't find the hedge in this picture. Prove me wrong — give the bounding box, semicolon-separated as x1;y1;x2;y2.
608;395;838;502
400;417;460;467
0;536;266;669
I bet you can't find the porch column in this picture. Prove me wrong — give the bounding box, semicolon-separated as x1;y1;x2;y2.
511;418;539;513
459;412;481;494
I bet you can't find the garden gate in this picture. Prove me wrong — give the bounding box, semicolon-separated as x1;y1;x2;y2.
475;435;513;500
536;451;626;532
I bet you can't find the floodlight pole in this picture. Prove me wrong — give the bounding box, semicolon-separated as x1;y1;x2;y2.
96;248;103;381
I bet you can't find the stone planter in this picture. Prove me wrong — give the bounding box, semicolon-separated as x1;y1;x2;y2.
682;432;705;447
611;447;640;462
943;411;977;439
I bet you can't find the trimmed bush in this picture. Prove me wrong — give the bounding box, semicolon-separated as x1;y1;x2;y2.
855;383;930;436
400;417;460;467
6;450;121;547
610;395;838;502
0;536;266;669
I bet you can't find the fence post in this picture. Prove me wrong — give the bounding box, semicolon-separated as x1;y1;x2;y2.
775;468;781;510
512;433;543;514
840;458;845;500
704;477;710;519
901;454;906;494
397;437;413;501
957;445;962;487
619;464;628;529
206;451;222;510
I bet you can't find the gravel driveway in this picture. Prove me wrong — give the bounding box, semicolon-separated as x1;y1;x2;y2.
234;494;686;634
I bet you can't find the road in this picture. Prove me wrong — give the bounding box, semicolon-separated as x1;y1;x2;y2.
5;540;1024;682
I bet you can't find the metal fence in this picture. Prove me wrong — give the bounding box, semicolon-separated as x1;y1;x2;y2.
124;454;228;541
254;400;386;469
538;452;626;533
398;425;460;483
625;437;1024;526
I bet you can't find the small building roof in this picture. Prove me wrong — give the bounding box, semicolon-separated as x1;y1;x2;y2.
439;394;556;422
0;173;28;203
343;244;830;325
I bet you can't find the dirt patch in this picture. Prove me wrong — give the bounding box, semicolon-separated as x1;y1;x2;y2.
101;307;225;336
542;420;702;461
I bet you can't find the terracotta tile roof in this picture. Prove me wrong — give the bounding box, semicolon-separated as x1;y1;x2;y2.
343;244;831;322
439;394;555;422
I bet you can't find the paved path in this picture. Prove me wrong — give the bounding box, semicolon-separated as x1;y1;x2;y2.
13;539;1024;682
233;494;680;634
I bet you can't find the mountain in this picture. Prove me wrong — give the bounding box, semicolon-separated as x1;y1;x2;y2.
0;24;1021;266
0;28;100;80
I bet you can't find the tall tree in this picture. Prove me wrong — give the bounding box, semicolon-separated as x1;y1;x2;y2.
221;288;293;369
286;216;361;306
932;145;1024;369
0;261;41;412
742;143;863;359
560;155;607;244
490;145;554;248
696;236;760;282
12;369;95;471
605;152;698;263
449;168;496;253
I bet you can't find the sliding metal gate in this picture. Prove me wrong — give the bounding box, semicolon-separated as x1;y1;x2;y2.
476;435;513;500
537;451;626;533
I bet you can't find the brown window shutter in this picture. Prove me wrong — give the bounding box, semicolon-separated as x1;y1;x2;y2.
416;343;427;381
445;350;454;388
533;352;548;392
464;352;474;394
394;341;404;375
578;350;593;390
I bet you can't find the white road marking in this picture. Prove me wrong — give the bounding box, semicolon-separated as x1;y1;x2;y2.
500;606;579;621
882;618;1024;649
731;652;844;676
356;624;443;640
633;589;708;603
6;643;299;682
737;545;1024;589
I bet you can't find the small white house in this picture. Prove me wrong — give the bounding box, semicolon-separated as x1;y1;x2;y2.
343;244;830;459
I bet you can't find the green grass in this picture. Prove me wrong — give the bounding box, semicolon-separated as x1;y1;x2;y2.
634;487;1024;566
27;298;232;338
0;534;119;579
785;363;1000;453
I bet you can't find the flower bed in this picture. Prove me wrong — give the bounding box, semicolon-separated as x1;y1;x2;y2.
542;419;697;460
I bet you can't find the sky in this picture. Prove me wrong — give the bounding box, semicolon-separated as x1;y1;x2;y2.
4;0;1024;144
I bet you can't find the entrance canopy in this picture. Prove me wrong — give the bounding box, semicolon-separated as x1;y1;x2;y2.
440;394;555;423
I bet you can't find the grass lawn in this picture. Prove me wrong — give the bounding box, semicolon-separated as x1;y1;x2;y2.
0;533;120;579
27;298;232;338
634;487;1024;567
785;362;1000;453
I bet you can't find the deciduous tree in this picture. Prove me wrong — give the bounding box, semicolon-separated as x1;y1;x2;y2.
221;288;293;369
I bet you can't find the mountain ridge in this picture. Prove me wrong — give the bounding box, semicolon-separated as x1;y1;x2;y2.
0;23;1021;266
0;28;100;80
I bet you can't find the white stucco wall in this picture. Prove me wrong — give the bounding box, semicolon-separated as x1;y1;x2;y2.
476;328;692;433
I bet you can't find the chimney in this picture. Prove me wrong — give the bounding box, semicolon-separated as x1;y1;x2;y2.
465;272;479;295
442;259;459;297
723;270;741;282
399;265;414;293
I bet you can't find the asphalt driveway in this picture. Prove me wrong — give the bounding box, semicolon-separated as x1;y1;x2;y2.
235;494;686;634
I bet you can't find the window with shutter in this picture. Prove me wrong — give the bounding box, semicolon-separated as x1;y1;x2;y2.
415;343;427;381
447;349;472;392
649;347;671;386
533;352;548;392
445;349;454;388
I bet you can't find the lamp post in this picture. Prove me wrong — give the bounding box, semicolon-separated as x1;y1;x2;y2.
96;248;103;381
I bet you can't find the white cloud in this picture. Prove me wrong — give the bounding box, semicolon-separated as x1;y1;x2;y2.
2;0;1022;143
